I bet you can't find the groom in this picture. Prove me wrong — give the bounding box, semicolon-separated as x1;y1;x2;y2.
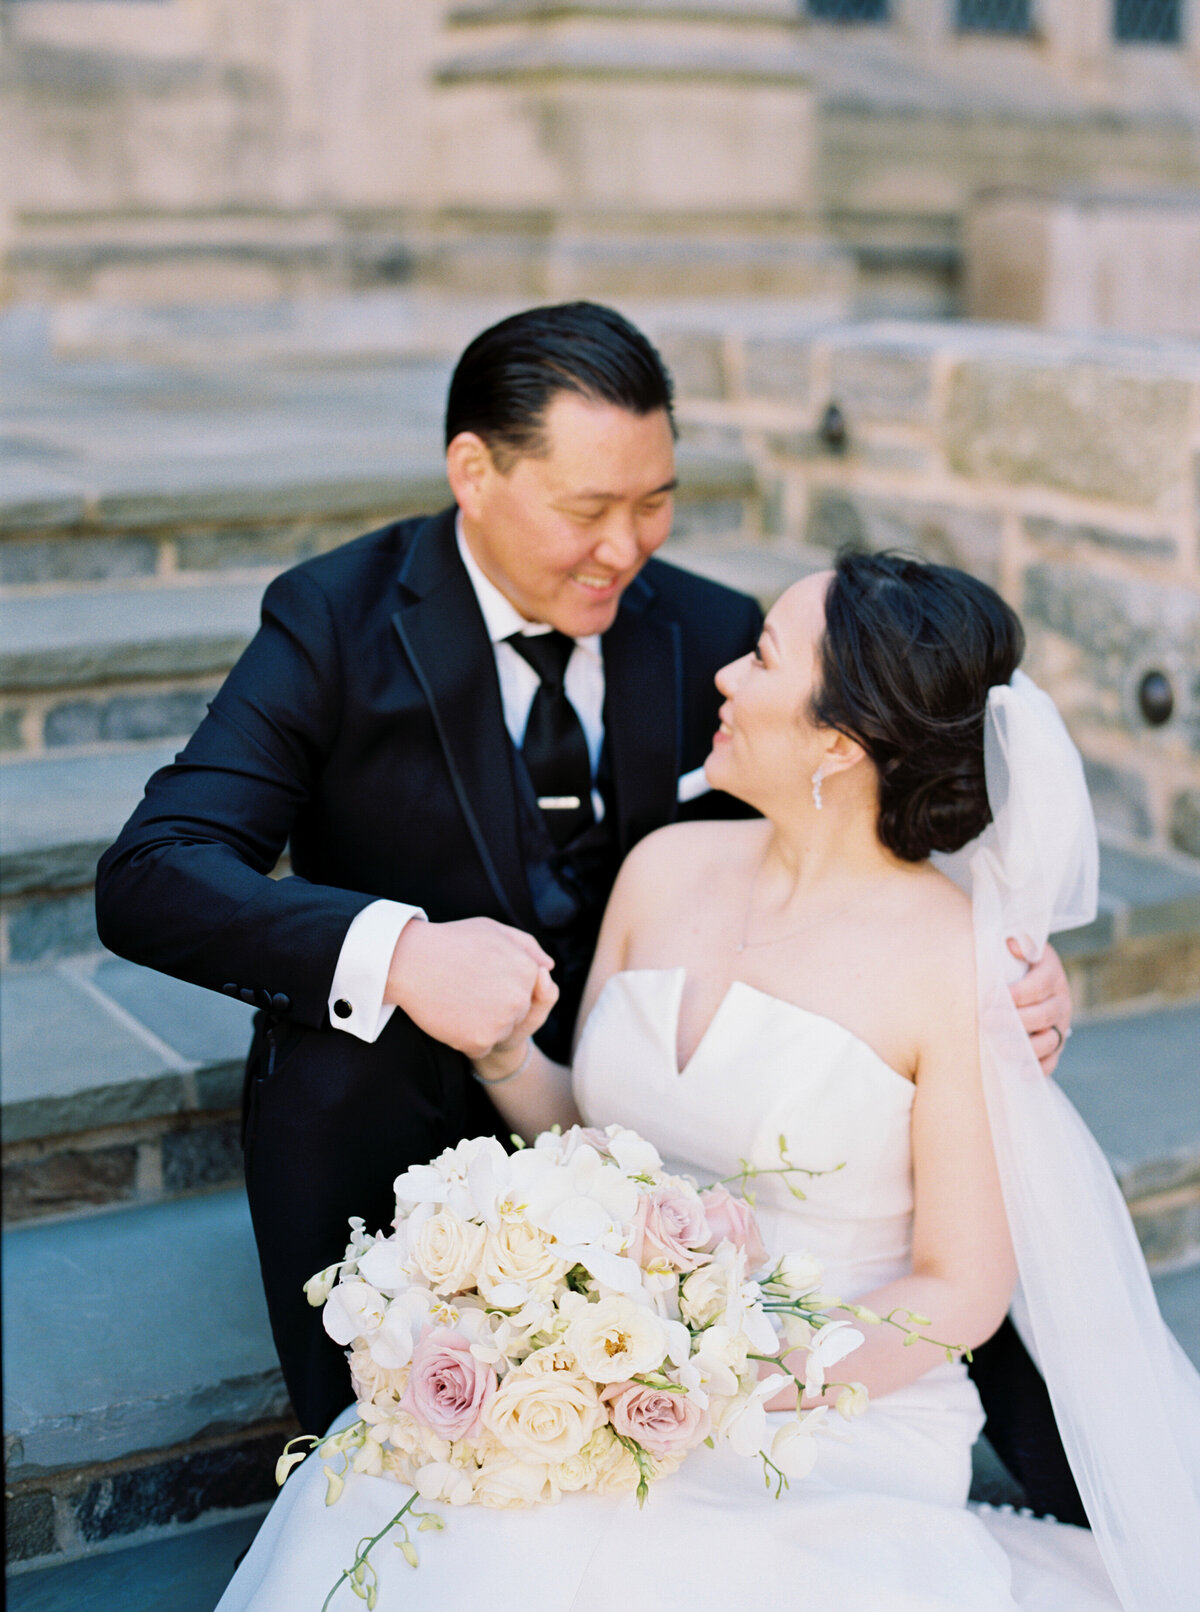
95;301;1077;1515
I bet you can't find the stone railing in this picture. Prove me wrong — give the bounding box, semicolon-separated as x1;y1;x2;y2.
652;316;1200;860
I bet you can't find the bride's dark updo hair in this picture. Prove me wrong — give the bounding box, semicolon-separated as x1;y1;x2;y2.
810;550;1024;862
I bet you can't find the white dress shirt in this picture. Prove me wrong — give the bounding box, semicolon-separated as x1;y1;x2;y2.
325;517;606;1043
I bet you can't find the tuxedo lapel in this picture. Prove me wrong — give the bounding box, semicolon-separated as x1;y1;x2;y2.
391;511;534;928
602;574;682;857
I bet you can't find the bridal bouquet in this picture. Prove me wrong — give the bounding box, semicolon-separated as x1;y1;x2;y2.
284;1126;872;1515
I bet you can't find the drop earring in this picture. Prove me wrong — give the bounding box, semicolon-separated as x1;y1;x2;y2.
811;764;825;811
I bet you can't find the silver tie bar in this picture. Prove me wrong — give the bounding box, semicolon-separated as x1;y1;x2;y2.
537;795;582;810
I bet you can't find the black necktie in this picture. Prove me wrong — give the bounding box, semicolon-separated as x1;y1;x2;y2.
507;631;595;847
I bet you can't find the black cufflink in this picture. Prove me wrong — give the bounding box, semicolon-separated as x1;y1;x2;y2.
333;999;353;1019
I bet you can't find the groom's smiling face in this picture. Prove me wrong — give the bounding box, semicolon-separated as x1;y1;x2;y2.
448;392;677;639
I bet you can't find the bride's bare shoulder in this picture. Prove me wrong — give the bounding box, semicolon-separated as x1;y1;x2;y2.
615;819;762;901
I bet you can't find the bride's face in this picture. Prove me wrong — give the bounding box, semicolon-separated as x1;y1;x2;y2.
706;571;834;809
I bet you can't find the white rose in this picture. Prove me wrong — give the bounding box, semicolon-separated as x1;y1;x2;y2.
771;1251;824;1295
347;1343;410;1409
679;1263;734;1328
477;1220;568;1305
482;1355;605;1463
564;1295;669;1384
472;1452;560;1509
408;1211;486;1296
579;1427;641;1496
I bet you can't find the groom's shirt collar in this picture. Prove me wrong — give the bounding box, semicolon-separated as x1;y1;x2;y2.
455;512;601;663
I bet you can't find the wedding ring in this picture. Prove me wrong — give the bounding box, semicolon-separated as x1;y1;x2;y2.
1048;1024;1064;1053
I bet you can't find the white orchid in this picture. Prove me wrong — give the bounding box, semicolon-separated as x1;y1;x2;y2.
415;1460;475;1506
802;1319;866;1400
836;1381;869;1420
366;1287;436;1370
322;1279;388;1346
714;1374;782;1457
772;1406;828;1479
685;1323;749;1398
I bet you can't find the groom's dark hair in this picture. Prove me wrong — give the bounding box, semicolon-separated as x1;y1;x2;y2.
812;550;1025;863
445;302;675;468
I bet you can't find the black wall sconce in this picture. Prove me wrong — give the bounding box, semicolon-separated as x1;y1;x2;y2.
1137;670;1174;728
818;402;847;453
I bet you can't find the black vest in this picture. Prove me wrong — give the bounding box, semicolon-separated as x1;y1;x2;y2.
508;739;622;1063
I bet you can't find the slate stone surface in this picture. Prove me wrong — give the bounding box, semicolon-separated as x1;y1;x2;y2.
0;969;176;1140
92;958;253;1067
6;1512;264;1612
804;487;1004;585
0;960;252;1141
6;891;101;963
3;1188;287;1477
3;1145;140;1223
0;582;266;692
1056;1002;1200;1197
43;688;217;749
0;744;177;894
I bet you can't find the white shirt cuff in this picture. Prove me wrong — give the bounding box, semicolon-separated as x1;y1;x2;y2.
328;900;426;1043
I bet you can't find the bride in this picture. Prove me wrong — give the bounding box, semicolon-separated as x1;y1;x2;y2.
220;551;1199;1611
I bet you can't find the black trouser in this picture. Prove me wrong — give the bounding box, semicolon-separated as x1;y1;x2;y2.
968;1317;1087;1525
241;1010;504;1438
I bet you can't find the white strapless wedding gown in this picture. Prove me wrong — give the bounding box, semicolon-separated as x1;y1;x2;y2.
218;970;1119;1612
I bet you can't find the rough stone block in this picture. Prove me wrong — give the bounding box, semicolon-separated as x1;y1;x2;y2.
655;332;726;400
0;537;159;586
4;1488;57;1563
742;338;813;405
1022;515;1176;565
829;344;934;423
1022;563;1200;747
1083;758;1154;843
670;499;747;540
6;891;99;963
73;1432;281;1545
805;489;1003;584
0;707;25;751
943;361;1193;506
1171;790;1200;860
162;1118;243;1194
173;516;376;573
44;689;215;749
2;1145;139;1223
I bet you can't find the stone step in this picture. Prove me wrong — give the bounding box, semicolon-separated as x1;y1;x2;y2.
3;1187;295;1575
1056;1000;1200;1272
6;1512;266;1612
1;955;253;1223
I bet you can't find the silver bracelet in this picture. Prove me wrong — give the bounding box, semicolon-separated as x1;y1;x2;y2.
472;1040;533;1087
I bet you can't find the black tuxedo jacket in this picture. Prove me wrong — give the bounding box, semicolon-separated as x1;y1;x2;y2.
96;506;763;1039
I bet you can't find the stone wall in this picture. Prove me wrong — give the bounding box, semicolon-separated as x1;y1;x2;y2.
655;317;1200;860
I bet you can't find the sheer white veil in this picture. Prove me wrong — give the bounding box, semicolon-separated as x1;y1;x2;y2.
938;670;1200;1611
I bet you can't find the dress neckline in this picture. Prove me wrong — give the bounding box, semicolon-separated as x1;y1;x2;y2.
609;966;915;1092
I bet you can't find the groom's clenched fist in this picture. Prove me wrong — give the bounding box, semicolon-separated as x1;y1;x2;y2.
384;916;555;1060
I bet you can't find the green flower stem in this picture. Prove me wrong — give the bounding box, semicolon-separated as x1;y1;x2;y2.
321;1491;420;1612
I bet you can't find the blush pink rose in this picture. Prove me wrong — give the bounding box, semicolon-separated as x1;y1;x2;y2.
601;1381;712;1461
401;1329;497;1441
699;1183;768;1273
629;1185;710;1272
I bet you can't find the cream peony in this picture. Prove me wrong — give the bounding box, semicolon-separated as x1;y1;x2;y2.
481;1351;605;1463
564;1294;669;1384
408;1210;486;1296
679;1262;735;1328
